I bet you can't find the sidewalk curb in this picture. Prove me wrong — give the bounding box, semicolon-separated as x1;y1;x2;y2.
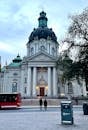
20;105;82;109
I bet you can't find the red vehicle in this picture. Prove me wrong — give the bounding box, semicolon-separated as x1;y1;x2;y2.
0;93;21;108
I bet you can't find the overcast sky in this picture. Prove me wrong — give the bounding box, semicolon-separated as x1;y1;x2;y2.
0;0;88;66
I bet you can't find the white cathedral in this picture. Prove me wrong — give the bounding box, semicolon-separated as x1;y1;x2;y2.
0;11;87;98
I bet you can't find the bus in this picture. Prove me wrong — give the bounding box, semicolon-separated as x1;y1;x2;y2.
0;93;21;108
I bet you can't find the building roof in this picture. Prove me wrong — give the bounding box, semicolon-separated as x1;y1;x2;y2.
8;62;21;67
12;54;22;63
28;11;57;43
8;55;22;68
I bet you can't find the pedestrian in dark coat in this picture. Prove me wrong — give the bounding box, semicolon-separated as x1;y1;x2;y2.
44;99;47;111
39;98;43;110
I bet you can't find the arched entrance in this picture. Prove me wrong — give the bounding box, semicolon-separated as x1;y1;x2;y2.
40;87;45;96
38;75;47;96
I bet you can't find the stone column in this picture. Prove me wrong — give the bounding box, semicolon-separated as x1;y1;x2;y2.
48;67;51;96
27;67;31;97
53;67;57;96
33;67;37;97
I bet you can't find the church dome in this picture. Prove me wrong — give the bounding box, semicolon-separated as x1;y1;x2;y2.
13;54;22;63
28;11;57;43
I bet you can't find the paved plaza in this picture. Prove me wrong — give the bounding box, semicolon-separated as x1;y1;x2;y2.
0;107;88;130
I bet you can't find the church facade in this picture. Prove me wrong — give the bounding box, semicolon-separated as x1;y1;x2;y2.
0;11;87;98
0;11;58;98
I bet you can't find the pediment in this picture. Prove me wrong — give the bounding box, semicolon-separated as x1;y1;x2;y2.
29;52;56;61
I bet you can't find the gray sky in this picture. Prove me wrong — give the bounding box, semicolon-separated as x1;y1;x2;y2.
0;0;88;66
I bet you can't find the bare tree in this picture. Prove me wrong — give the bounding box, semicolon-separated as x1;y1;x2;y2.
62;8;88;88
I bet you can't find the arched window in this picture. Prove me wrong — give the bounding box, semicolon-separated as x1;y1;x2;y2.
52;47;55;56
40;45;45;51
12;82;17;92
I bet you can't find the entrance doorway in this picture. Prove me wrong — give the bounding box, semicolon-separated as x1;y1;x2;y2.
40;87;45;96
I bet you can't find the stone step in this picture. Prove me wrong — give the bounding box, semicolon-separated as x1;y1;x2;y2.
22;99;64;106
21;98;85;106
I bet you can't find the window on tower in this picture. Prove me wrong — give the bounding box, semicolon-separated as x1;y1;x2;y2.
31;47;34;55
40;45;45;51
52;47;55;56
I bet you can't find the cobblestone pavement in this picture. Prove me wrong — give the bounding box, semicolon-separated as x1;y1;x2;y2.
0;109;88;130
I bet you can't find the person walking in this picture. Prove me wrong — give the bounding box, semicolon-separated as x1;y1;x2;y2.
44;99;47;111
39;98;43;110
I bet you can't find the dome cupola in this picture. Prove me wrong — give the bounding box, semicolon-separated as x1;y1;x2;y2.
38;11;48;28
13;54;22;63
